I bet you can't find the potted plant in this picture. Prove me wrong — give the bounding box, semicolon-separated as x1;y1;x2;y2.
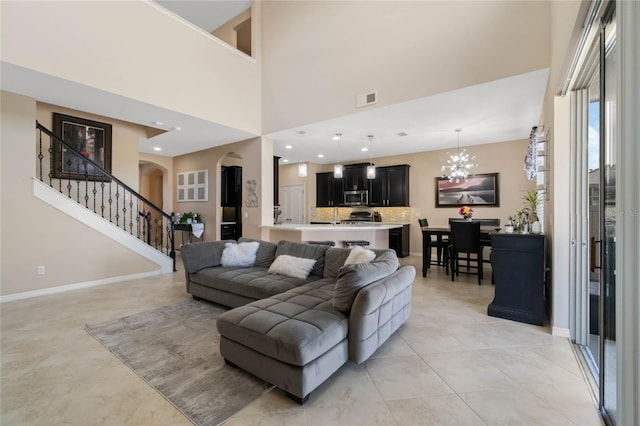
522;188;541;222
179;212;200;224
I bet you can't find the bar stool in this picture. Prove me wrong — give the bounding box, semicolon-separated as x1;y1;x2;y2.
344;240;370;248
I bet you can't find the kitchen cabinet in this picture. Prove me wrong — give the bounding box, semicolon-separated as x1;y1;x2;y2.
343;164;368;191
316;172;343;207
488;233;546;325
221;166;242;207
221;223;237;240
369;165;410;206
389;224;410;257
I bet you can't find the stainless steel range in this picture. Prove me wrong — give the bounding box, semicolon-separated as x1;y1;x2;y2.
340;210;381;224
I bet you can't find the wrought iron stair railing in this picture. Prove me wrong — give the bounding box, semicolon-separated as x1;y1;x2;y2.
36;121;176;270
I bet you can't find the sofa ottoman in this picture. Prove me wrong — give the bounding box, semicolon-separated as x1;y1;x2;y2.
217;279;348;404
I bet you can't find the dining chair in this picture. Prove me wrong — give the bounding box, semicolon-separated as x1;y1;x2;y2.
449;221;483;285
419;218;449;276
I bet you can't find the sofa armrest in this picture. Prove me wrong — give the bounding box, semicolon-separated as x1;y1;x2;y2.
348;265;415;363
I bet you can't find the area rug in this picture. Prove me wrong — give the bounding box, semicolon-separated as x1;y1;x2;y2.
86;299;273;426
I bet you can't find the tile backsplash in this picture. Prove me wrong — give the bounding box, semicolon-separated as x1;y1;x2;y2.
311;207;414;223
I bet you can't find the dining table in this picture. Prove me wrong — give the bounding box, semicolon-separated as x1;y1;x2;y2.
420;225;501;277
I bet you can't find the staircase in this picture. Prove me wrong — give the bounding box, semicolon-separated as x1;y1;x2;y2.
35;121;176;271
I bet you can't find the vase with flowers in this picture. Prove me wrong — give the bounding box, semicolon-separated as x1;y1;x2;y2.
459;206;473;221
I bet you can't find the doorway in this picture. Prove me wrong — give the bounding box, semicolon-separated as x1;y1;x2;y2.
280;185;305;224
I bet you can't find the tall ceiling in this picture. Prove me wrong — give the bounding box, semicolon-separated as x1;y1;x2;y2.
0;1;549;164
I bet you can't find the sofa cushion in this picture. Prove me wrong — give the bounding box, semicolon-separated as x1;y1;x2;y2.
217;279;348;366
323;248;352;278
221;241;260;267
275;241;328;278
190;267;321;300
344;246;376;265
180;240;235;273
238;237;277;268
333;250;400;312
268;255;316;279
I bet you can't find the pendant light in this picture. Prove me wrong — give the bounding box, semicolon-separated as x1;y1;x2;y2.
333;133;343;178
441;129;477;183
298;162;308;177
366;135;376;179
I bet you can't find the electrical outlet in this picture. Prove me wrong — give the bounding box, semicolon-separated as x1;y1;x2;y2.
37;265;45;275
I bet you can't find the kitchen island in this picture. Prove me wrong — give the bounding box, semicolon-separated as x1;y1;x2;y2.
263;223;404;250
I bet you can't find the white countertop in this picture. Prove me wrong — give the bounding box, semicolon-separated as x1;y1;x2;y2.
263;223;403;231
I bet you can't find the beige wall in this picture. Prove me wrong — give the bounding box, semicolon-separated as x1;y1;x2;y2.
212;8;252;55
1;0;261;134
173;136;272;242
37;103;143;190
279;139;534;253
139;153;174;214
1;91;157;297
262;1;550;133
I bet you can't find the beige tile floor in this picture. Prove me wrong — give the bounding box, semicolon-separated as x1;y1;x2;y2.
1;255;602;425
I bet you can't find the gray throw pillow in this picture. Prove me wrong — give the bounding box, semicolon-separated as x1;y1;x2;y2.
333;250;399;312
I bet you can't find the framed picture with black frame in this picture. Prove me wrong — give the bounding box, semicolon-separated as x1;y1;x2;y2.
51;113;112;180
435;173;500;207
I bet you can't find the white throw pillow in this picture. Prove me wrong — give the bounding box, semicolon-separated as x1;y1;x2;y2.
344;246;376;265
220;241;260;267
268;255;316;279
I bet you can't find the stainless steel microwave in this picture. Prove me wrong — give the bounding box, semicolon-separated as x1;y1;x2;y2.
344;190;368;206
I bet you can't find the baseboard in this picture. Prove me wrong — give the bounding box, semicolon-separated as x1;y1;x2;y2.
0;270;162;303
552;326;571;337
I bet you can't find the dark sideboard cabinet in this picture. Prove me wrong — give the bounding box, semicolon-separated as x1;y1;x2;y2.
489;233;546;326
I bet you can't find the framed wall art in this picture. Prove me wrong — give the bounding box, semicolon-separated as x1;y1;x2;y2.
51;113;112;180
177;169;208;202
435;173;500;207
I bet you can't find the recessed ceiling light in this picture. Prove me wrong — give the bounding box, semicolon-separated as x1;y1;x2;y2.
398;132;408;137
361;147;369;152
153;147;162;151
332;133;342;141
172;126;181;131
285;144;293;149
282;159;289;163
317;154;324;158
297;130;306;135
153;121;163;126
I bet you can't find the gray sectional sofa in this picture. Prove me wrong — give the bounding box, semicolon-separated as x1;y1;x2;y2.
180;237;415;404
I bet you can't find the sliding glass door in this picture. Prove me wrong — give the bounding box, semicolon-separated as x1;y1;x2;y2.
578;6;617;423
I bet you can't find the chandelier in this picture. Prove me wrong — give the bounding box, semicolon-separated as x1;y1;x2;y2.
441;128;477;183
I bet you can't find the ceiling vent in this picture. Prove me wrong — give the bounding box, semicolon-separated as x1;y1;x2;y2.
356;91;377;108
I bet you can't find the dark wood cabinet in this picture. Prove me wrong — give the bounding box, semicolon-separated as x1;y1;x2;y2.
389;224;410;257
316;172;343;207
221;223;237;240
369;165;410;206
343;164;368;191
489;233;546;325
221;166;242;207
